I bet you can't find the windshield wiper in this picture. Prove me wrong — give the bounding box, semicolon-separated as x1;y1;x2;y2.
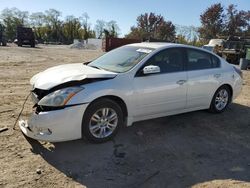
88;65;101;70
88;65;121;73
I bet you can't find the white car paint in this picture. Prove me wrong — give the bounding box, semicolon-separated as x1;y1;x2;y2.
30;63;117;90
133;71;187;117
19;43;243;142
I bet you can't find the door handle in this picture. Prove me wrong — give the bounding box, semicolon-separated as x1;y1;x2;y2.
177;80;186;85
214;74;221;78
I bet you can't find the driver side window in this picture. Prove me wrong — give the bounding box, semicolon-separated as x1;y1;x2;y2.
145;48;184;74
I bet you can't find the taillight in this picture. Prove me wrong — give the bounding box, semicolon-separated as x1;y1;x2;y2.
233;66;243;78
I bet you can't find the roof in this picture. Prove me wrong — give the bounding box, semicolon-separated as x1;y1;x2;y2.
127;42;221;58
208;39;224;47
127;42;181;49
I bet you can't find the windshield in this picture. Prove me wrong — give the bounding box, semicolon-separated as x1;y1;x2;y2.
88;46;153;73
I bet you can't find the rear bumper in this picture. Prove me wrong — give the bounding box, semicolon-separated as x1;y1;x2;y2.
232;76;243;100
19;103;88;142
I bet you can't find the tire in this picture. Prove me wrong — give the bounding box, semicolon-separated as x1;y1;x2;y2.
82;98;123;143
209;85;231;113
30;40;35;47
18;41;22;47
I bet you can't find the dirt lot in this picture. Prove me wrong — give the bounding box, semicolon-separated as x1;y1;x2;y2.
0;44;250;188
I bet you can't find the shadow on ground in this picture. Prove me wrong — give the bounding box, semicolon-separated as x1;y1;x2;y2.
16;45;42;49
26;103;250;188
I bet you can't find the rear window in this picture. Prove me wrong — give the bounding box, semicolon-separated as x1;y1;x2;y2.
211;55;220;68
187;49;220;70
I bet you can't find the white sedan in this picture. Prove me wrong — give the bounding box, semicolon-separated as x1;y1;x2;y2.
19;43;243;143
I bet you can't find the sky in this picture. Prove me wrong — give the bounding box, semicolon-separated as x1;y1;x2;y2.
0;0;249;36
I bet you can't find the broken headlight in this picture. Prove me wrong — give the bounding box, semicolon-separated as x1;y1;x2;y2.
38;87;84;107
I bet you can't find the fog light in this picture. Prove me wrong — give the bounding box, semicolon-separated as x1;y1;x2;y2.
37;128;52;136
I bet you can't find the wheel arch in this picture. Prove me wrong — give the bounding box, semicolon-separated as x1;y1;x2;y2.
215;83;233;102
85;95;128;121
208;83;233;113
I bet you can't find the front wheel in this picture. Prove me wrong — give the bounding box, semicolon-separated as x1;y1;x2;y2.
209;86;231;113
82;99;123;143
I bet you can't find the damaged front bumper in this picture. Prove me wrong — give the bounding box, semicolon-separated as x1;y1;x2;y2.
19;103;88;142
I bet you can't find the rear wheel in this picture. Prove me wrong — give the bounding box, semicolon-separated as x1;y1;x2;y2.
18;41;22;47
209;86;231;113
82;99;123;143
2;41;6;46
30;40;35;47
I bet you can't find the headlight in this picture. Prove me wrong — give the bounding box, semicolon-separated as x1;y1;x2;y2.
38;87;84;107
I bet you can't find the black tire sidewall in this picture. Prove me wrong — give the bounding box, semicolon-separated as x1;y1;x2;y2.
30;40;35;47
210;86;231;113
82;99;123;143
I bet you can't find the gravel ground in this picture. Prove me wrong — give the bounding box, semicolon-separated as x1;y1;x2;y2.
0;44;250;188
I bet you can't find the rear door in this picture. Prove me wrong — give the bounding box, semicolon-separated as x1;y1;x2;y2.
185;48;222;109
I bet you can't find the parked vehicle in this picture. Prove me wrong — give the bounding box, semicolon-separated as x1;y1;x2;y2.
102;37;140;52
202;45;214;52
19;43;243;143
219;36;250;64
0;24;6;46
202;39;224;53
16;26;35;47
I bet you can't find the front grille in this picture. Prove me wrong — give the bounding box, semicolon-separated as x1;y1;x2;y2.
32;88;49;100
31;88;50;113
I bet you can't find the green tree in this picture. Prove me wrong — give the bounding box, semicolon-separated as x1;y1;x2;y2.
30;12;46;41
44;9;62;42
176;35;188;44
62;15;82;43
0;8;29;40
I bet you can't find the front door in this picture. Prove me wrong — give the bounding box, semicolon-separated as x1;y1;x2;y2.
133;48;187;117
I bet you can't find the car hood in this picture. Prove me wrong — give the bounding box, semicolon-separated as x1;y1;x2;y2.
30;63;117;90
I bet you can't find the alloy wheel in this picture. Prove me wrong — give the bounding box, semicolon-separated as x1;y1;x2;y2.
89;108;118;138
215;89;229;111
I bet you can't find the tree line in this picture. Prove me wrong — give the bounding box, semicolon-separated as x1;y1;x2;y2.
199;3;250;40
0;8;120;44
0;3;249;45
125;4;250;45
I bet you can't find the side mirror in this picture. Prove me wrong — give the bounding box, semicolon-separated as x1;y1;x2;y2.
143;65;160;75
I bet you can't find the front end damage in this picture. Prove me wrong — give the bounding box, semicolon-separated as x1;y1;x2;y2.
19;104;87;142
19;87;89;142
18;63;117;142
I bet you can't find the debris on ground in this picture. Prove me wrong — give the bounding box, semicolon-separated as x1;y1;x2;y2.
0;127;8;133
36;169;42;175
0;109;13;114
69;42;97;50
